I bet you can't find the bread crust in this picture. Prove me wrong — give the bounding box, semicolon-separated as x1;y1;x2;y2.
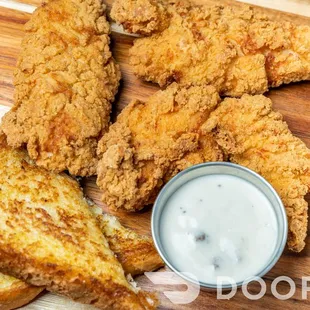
97;213;164;276
0;275;43;310
0;207;162;310
0;251;154;309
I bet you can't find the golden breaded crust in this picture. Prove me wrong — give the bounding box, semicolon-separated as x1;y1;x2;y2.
202;95;310;252
0;274;43;310
111;0;171;35
1;0;121;176
97;83;223;212
0;140;157;309
112;0;310;96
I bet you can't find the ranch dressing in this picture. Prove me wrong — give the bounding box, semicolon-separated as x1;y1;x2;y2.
160;174;278;284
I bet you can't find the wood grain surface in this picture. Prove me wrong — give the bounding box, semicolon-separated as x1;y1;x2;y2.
0;0;310;309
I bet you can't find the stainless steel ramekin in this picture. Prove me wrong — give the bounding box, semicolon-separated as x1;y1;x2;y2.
151;162;288;289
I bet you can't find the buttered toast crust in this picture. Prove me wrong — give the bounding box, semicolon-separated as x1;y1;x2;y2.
0;208;163;309
0;209;162;309
0;139;157;310
0;274;43;310
94;210;164;276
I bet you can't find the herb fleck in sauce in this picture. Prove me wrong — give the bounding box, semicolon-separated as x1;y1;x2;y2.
160;174;278;284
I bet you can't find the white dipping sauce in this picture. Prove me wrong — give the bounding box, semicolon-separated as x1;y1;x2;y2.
160;174;278;284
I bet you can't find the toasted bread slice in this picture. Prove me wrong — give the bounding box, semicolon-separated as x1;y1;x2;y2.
0;274;43;310
0;138;157;309
100;214;164;276
0;135;162;309
90;204;164;276
0;208;163;309
0;208;162;310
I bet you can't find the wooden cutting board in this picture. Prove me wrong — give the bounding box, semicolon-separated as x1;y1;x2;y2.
0;0;309;309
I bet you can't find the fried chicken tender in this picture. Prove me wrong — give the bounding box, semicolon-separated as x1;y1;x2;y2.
97;83;223;212
111;0;310;96
1;0;121;176
202;95;310;252
111;0;170;35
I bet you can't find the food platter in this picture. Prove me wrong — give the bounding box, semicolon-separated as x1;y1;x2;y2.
0;0;309;309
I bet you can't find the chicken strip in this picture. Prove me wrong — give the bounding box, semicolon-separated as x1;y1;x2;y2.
0;134;157;309
1;0;121;176
111;0;310;96
202;95;310;252
97;83;223;212
111;0;170;35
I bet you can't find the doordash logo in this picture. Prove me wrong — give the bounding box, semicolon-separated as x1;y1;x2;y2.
144;272;200;304
145;272;310;304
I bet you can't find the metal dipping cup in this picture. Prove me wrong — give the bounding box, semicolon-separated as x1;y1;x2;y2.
151;162;288;289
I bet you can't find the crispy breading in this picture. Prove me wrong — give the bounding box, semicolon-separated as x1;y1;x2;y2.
110;0;170;35
111;0;310;96
1;0;121;176
202;95;310;252
0;138;157;309
97;83;223;212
